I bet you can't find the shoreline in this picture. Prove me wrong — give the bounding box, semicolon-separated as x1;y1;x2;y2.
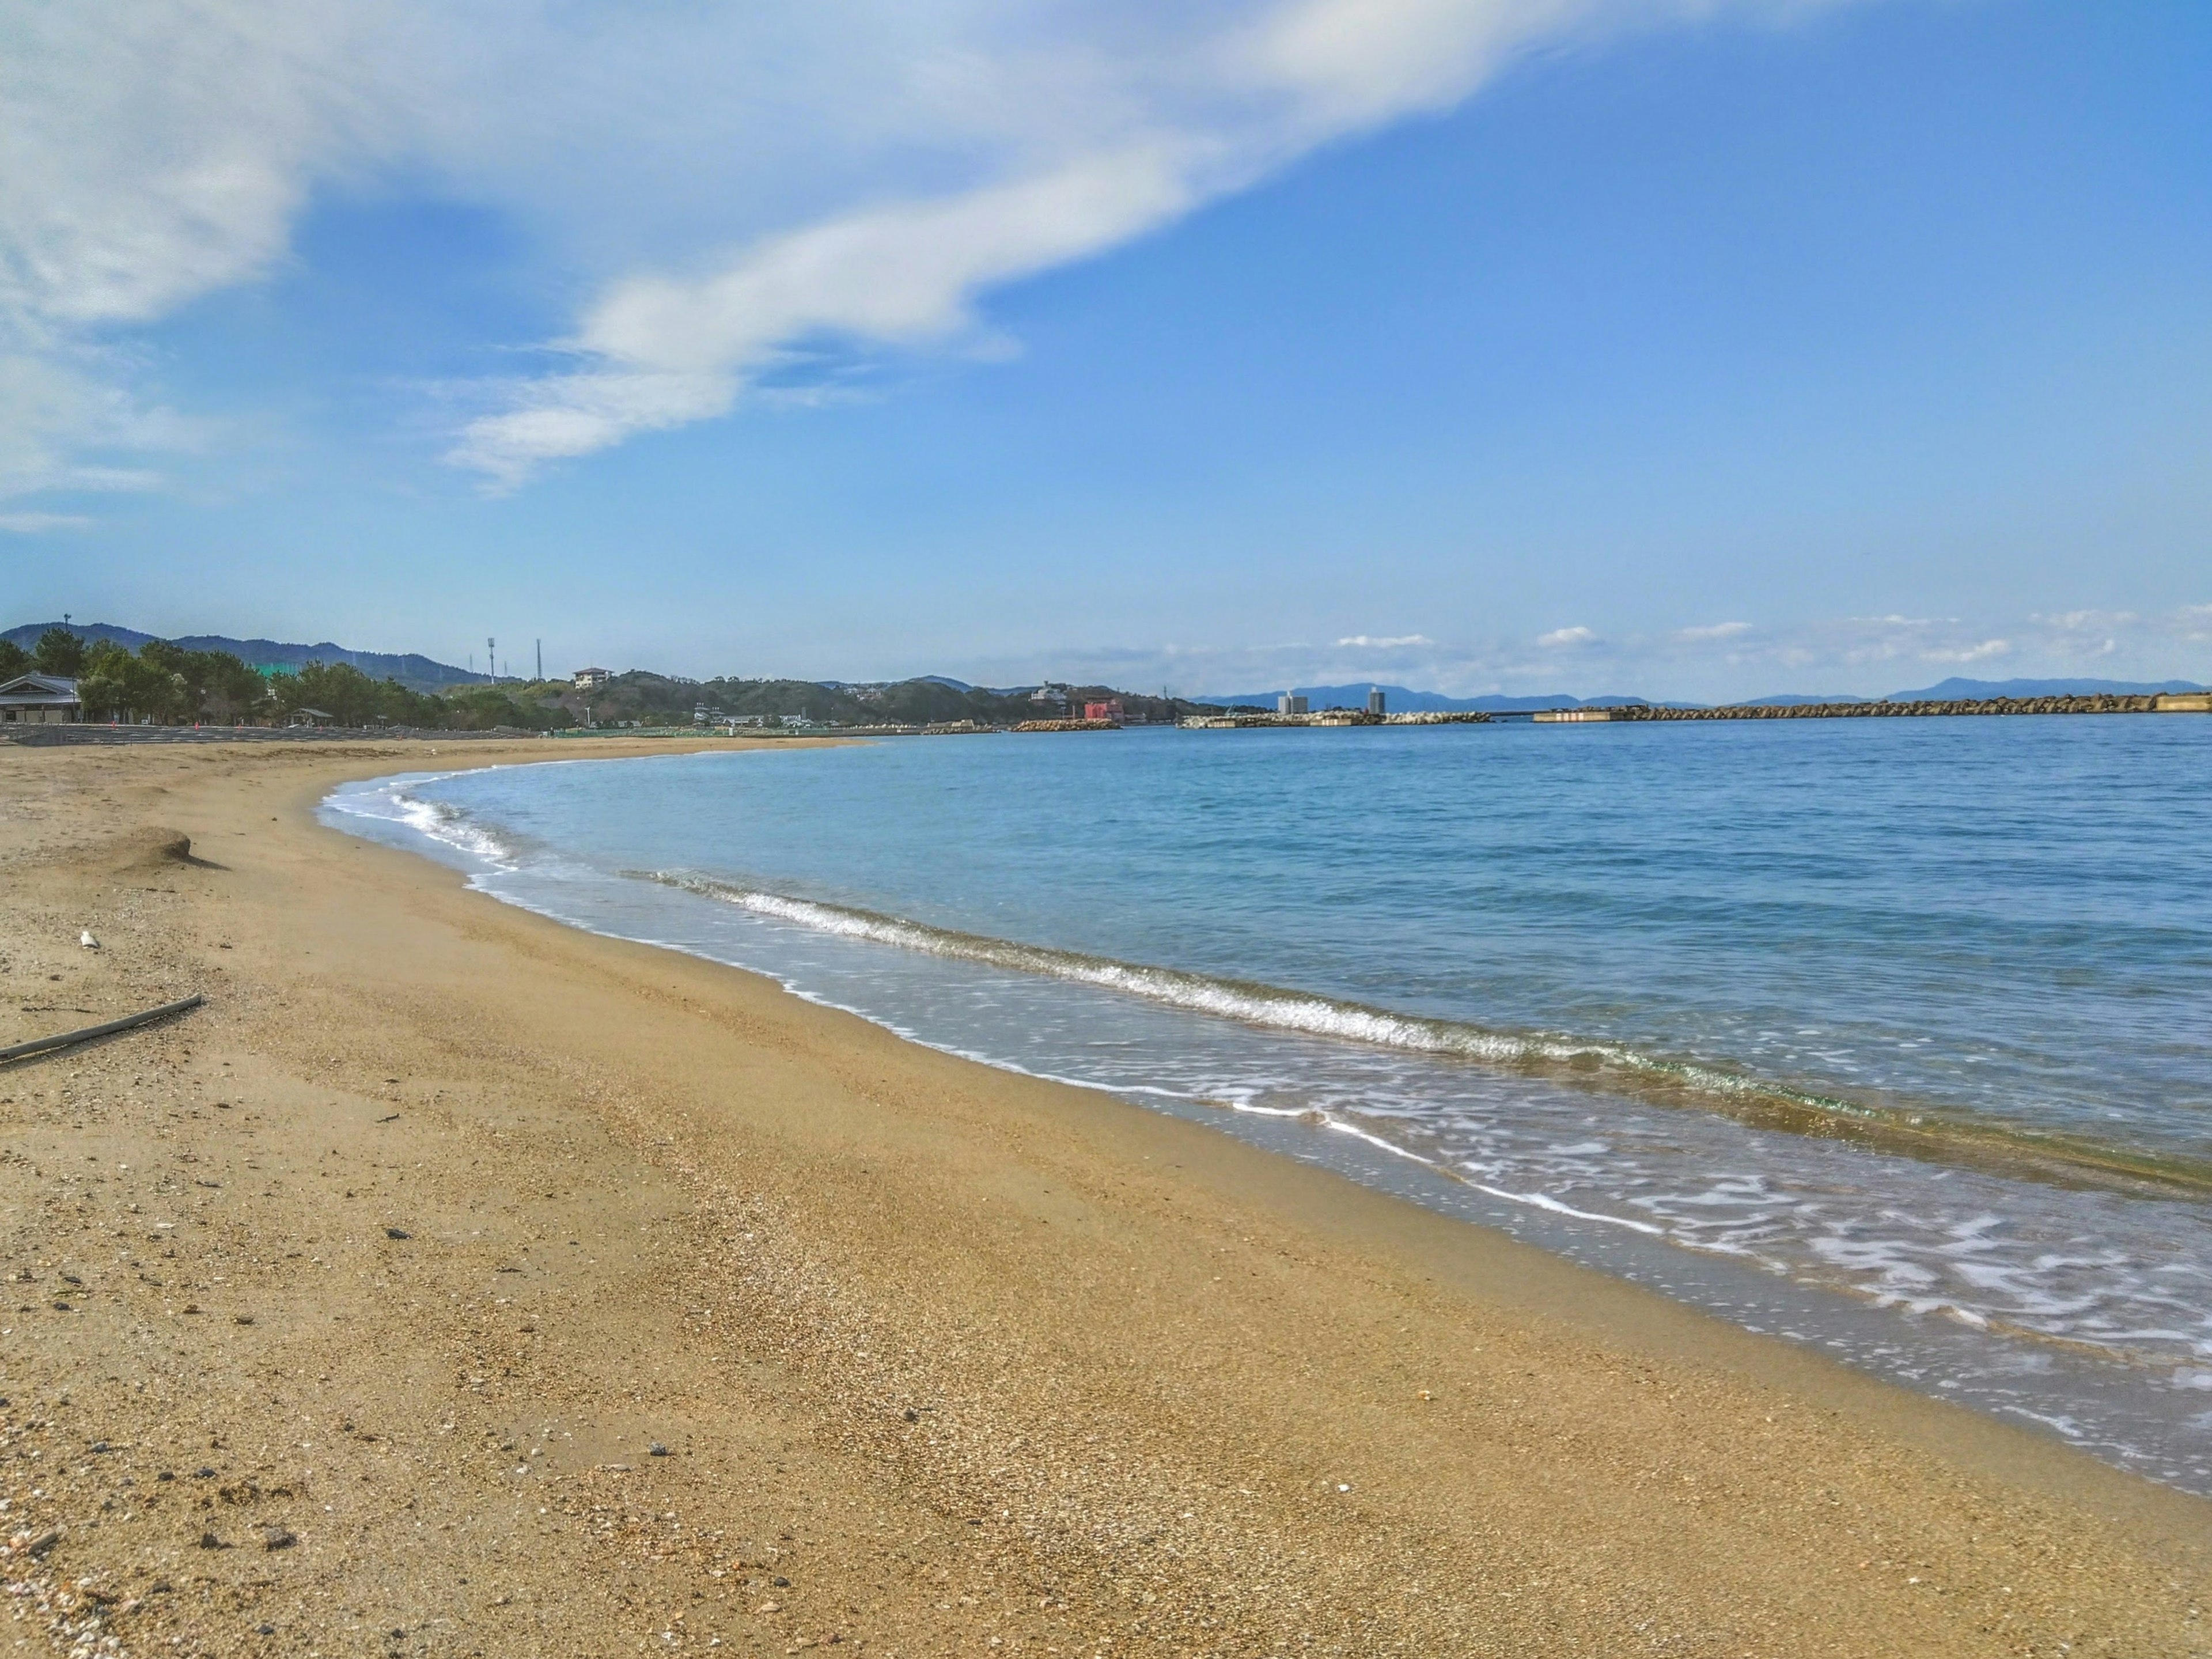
3;737;2207;1654
332;747;2212;1504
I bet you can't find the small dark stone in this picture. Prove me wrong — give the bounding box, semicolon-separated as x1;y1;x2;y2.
772;1575;790;1588
157;1470;174;1482
262;1527;297;1550
51;1301;71;1312
385;1228;410;1240
199;1531;224;1549
902;1408;918;1422
89;1440;110;1453
257;1624;275;1636
648;1442;668;1457
195;1467;216;1478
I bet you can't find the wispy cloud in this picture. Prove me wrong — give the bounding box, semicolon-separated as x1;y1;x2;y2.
964;600;2212;702
1677;620;1752;640
0;0;1872;494
0;511;92;533
1335;633;1434;648
1919;638;2011;664
0;346;194;500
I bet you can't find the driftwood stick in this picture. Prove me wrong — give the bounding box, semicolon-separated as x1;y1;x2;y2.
0;994;206;1063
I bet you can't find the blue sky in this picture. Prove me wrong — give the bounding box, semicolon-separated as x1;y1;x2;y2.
3;0;2209;698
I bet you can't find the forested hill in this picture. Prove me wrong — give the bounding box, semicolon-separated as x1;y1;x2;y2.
566;673;1209;727
1;622;483;691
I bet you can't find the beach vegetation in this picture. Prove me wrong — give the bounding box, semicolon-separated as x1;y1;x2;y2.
551;669;1214;730
31;627;87;677
12;625;1228;731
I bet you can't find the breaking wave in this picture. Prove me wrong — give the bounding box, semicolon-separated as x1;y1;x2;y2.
643;869;2212;1198
324;778;523;871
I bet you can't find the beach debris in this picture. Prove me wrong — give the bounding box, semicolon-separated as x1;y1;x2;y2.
22;1528;62;1559
649;1441;669;1457
0;994;206;1063
79;932;98;950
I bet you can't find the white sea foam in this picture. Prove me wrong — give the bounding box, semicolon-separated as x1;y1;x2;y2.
313;770;2212;1494
324;777;522;870
652;872;1863;1120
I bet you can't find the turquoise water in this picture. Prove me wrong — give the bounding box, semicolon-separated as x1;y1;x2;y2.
323;716;2212;1488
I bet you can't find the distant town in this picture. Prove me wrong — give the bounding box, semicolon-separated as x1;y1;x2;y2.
3;620;2206;735
0;622;1260;734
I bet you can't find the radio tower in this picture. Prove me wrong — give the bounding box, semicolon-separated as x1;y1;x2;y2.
487;637;496;683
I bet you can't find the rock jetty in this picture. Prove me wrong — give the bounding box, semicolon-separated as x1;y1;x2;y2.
1602;693;2188;722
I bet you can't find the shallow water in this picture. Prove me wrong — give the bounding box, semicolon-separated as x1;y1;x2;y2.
321;717;2212;1490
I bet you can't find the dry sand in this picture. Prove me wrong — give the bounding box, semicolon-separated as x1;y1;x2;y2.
0;736;2206;1658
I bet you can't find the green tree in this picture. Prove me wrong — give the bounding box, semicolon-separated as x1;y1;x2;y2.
279;661;383;726
78;641;186;722
441;686;559;730
138;640;207;717
193;652;267;721
269;661;447;727
0;639;29;680
31;628;86;677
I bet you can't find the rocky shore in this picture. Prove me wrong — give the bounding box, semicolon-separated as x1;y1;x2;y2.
1611;692;2184;721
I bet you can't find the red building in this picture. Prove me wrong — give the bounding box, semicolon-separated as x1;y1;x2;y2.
1083;699;1124;724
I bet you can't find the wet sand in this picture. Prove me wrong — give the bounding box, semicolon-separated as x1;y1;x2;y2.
1;736;2206;1657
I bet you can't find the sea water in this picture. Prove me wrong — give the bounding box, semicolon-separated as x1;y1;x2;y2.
322;716;2212;1490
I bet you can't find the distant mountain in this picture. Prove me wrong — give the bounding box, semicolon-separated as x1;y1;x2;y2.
1195;675;2212;713
3;620;487;690
1884;676;2207;701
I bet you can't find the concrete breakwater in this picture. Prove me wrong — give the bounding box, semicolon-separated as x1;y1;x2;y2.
1538;692;2211;724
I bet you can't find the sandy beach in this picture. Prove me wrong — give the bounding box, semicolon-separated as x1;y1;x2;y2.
1;737;2206;1657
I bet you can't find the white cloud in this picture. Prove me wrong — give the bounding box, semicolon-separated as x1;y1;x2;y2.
0;347;196;499
1920;638;2010;664
934;597;2212;702
0;511;90;532
0;0;1868;493
1677;620;1751;639
1335;633;1434;647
